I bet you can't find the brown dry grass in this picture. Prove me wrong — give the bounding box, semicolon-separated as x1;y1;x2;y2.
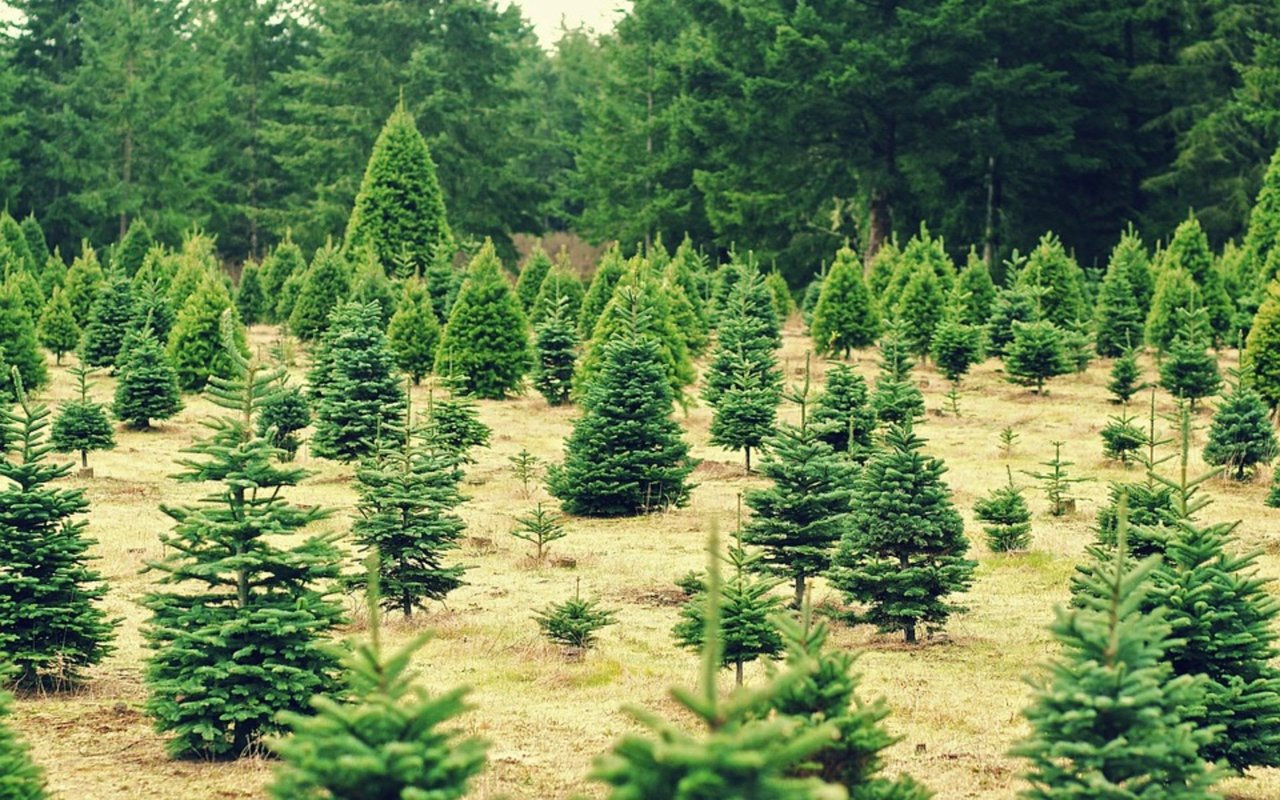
9;319;1280;799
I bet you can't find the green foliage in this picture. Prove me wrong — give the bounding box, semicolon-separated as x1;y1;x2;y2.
0;382;116;690
256;383;310;462
704;262;781;406
511;502;567;562
1101;407;1146;466
956;250;998;326
50;366;115;470
973;468;1032;552
1146;267;1201;352
531;261;585;329
19;215;49;272
309;302;406;462
509;449;541;497
535;580;617;650
386;277;439;385
1244;283;1280;411
1203;377;1277;480
58;247;103;328
423;394;491;465
831;424;975;643
865;241;900;302
269;582;485;800
883;226;955;312
1016;233;1086;327
114;218;153;277
986;285;1039;357
1094;254;1145;357
516;245;554;312
143;334;345;759
235;262;266;326
79;270;134;367
0;283;46;400
1159;309;1221;410
549;330;694;517
434;240;532;399
0;213;35;275
1112;226;1154;314
1013;504;1223;798
113;329;182;429
707;341;781;472
0;688;46;799
1004;319;1070;394
532;295;578;407
578;246;625;340
35;287;78;364
931;302;983;383
289;242;351;342
348;248;397;326
1108;348;1145;404
346;425;467;618
4;269;42;322
765;271;794;323
344;102;453;278
167;276;248;392
1022;442;1090;516
893;267;945;359
1163;214;1233;341
259;236;306;322
810;364;876;459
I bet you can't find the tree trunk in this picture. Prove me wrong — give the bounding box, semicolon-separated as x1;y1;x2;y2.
865;188;892;265
744;446;751;474
80;449;88;469
735;659;744;686
793;573;804;610
904;623;916;644
982;154;1001;269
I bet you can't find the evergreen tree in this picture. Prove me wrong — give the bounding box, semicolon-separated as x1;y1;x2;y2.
0;213;35;276
260;235;306;322
766;271;794;323
434;240;531;400
1101;406;1146;466
742;374;856;608
703;262;781;406
1146;267;1201;352
810;364;876;458
664;272;708;358
1244;283;1280;413
289;242;351;342
830;424;976;643
801;275;823;327
673;532;784;685
1004;319;1070;394
257;383;310;462
893;267;945;359
1159;309;1221;411
269;575;486;799
1017;233;1087;327
143;333;345;759
386;278;439;385
166;234;220;311
535;580;618;651
0;378;116;689
113;329;182;429
709;352;781;473
882;225;955;312
1164;214;1233;342
347;423;467;618
1023;441;1090;517
35;286;78;364
1245;147;1280;285
62;245;104;327
348;248;397;326
114;217;153;277
344;101;453;278
4;270;42;322
167;276;248;392
1111;225;1154;315
973;468;1032;552
235;262;266;326
50;366;115;471
532;295;578;407
511;502;568;562
310;302;406;462
578;246;625;340
1013;503;1222;798
810;246;878;358
125;278;177;358
866;240;900;302
931;297;983;384
871;326;926;426
20;215;49;272
0;283;46;400
531;262;585;328
1094;257;1145;357
956;249;998;326
987;284;1040;357
1108;347;1145;404
79;270;134;367
422;393;491;466
1203;377;1277;480
0;687;46;800
548;328;694;517
515;244;553;312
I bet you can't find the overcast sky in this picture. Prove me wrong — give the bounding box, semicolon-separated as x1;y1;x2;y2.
514;0;629;45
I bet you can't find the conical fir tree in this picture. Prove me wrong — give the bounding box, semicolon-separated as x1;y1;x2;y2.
810;364;876;459
1245;146;1280;284
310;302;407;462
742;371;856;608
36;287;79;364
386;278;439;385
20;214;49;271
1146;267;1201;352
987;284;1040;357
810;246;879;358
515;244;553;312
51;366;115;471
931;290;983;383
871;322;925;426
346;422;467;618
1159;308;1221;411
548;322;694;517
114;217;153;277
0;376;116;689
708;351;780;473
289;241;351;342
1164;214;1233;342
1004;319;1070;394
532;294;578;407
1244;282;1280;413
1108;347;1145;404
261;235;306;322
143;324;345;758
1094;255;1145;357
167;275;248;392
0;283;47;399
1204;376;1277;480
1112;224;1154;314
79;270;135;367
703;262;781;406
974;468;1032;552
113;329;183;429
1016;233;1087;327
348;248;397;326
257;382;310;462
578;246;625;340
62;245;104;327
434;240;531;400
345;101;453;277
956;249;998;325
1013;499;1222;798
530;260;585;328
0;686;46;799
830;423;976;643
269;570;486;799
235;262;266;326
893;267;946;359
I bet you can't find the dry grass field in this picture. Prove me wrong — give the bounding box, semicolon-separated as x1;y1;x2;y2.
9;318;1280;799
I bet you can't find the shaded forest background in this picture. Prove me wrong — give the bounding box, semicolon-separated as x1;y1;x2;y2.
3;0;1280;285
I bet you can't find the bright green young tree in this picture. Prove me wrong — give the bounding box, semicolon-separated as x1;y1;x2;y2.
1094;256;1145;357
289;241;351;342
167;275;248;392
1204;377;1277;480
36;286;79;364
79;270;135;367
0;282;47;399
51;366;115;471
810;245;879;358
1146;267;1202;352
1017;233;1086;327
386;277;439;385
515;244;554;312
1244;282;1280;412
1005;319;1070;394
113;329;183;429
0;687;46;799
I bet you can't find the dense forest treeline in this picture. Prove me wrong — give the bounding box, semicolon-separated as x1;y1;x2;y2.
2;0;1279;284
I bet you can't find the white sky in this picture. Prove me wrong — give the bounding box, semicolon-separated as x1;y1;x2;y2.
512;0;630;45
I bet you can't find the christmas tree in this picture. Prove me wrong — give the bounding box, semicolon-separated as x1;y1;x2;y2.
548;324;694;517
5;270;43;321
269;568;486;799
309;302;407;462
1022;441;1090;517
0;687;46;799
0;283;46;399
113;217;153;277
578;246;625;340
986;284;1040;357
62;245;104;327
709;351;781;472
973;467;1032;552
0;375;116;689
1108;347;1145;404
870;321;925;426
422;392;491;466
1203;376;1277;480
511;502;567;562
530;260;585;328
20;214;49;270
348;248;397;326
259;235;305;322
931;291;983;383
810;245;879;358
1244;282;1280;413
234;262;266;326
35;287;78;364
1163;214;1233;342
535;579;617;651
386;277;440;385
1004;319;1070;394
532;294;578;407
144;325;346;758
703;262;780;406
956;249;998;326
1101;406;1146;466
1159;308;1221;411
113;328;182;429
809;363;876;459
1015;233;1087;327
434;240;531;399
79;269;135;367
289;241;351;341
893;267;945;359
516;244;554;312
1146;267;1201;352
256;382;310;462
50;366;115;472
1013;499;1222;798
1111;224;1155;314
1094;256;1145;357
167;275;248;392
742;371;856;608
830;423;975;643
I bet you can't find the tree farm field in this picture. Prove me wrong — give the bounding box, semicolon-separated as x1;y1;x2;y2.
11;320;1280;800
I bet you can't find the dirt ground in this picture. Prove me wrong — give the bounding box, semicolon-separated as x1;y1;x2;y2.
9;319;1280;799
